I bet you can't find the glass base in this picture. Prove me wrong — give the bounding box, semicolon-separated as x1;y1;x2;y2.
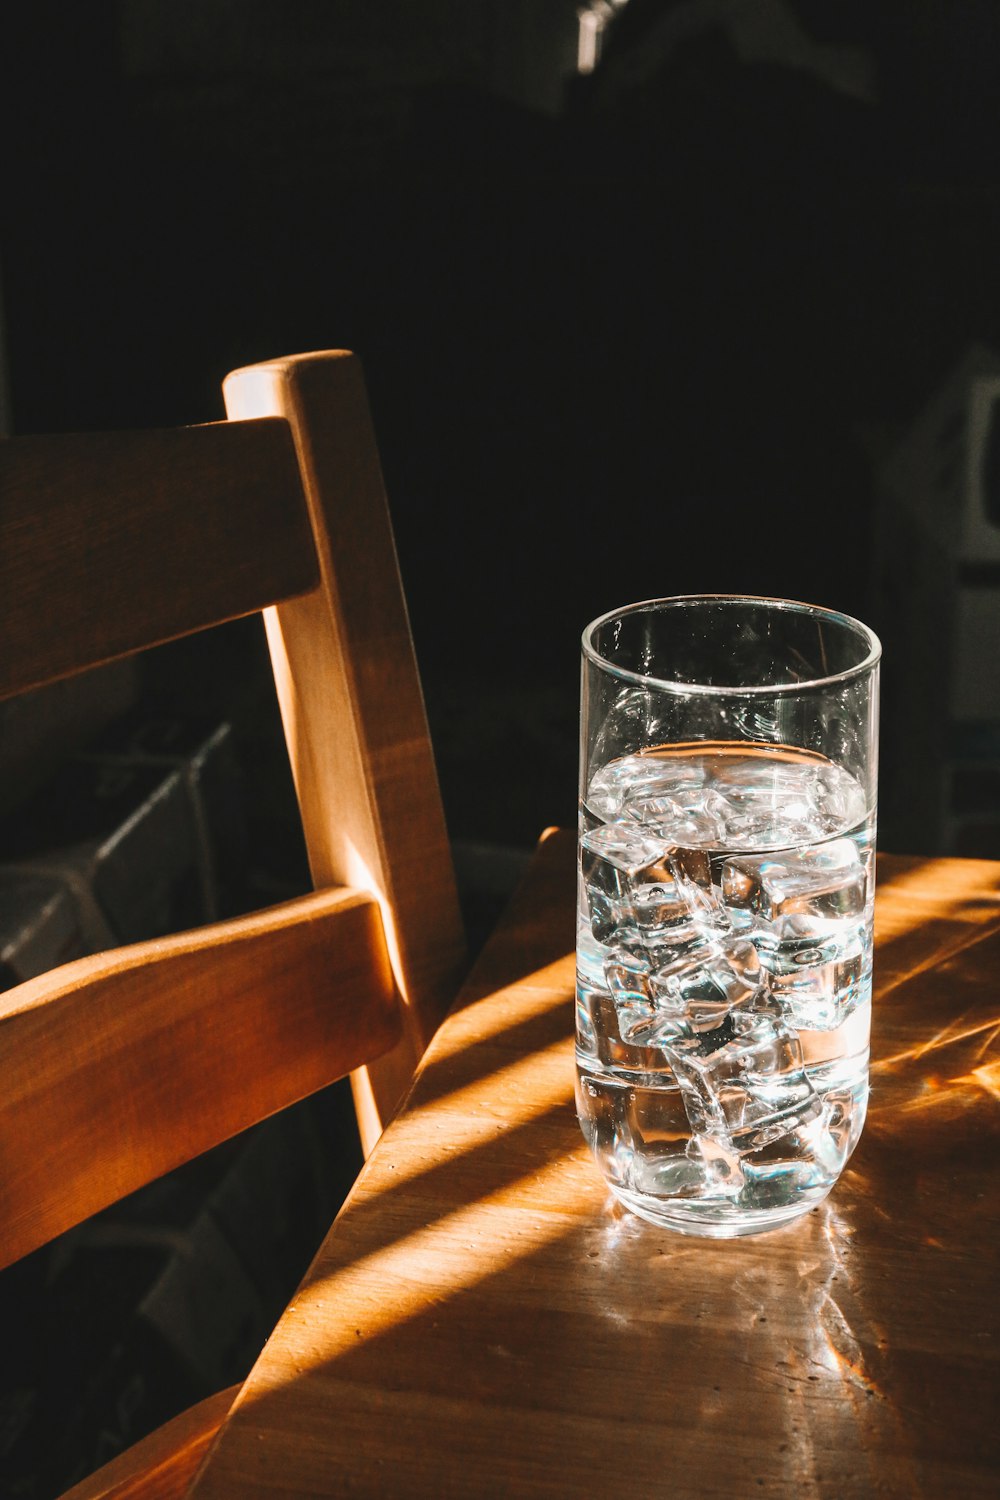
611;1184;831;1238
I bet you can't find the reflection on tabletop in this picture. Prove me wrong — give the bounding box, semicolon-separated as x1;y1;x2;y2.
186;842;1000;1500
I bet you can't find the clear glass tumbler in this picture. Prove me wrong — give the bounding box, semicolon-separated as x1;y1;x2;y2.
576;596;881;1237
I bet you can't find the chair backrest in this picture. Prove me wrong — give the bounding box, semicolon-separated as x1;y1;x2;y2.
0;349;467;1273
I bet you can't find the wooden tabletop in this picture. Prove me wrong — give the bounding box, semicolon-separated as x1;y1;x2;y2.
187;831;1000;1499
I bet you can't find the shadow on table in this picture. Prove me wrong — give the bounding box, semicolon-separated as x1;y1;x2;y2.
194;852;1000;1496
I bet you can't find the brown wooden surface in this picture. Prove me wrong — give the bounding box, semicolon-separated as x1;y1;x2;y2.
186;832;1000;1499
0;887;399;1269
0;418;317;701
0;349;469;1496
59;1385;240;1500
223;352;467;1150
0;350;465;1265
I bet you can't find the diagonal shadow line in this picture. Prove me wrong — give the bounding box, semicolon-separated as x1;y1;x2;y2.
452;843;1000;1036
408;851;1000;1130
235;847;994;1378
875;852;1000;910
335;1088;580;1237
449;842;1000;1063
185;852;1000;1493
872;1009;1000;1072
867;911;1000;1120
320;965;998;1321
416;904;1000;1121
874;905;1000;1006
875;912;1000;1007
407;989;575;1109
875;851;1000;898
874;853;1000;930
197;1131;1000;1500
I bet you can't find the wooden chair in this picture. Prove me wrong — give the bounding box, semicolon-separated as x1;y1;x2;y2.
0;351;469;1496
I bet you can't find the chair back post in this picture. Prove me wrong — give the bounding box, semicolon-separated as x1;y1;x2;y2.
223;351;466;1150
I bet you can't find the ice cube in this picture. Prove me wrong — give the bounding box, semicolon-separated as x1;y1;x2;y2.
628;1129;746;1200
581;823;673;892
813;763;868;830
711;774;823;846
581;826;721;951
710;758;869;848
717;807;823;851
686;1133;745;1195
604;949;656;1042
581;824;672;945
649;934;762;1034
721;838;867;938
624;801;721;844
711;757;817;794
763;934;864;1030
622;761;708;800
663;1009;821;1152
624;784;728;847
631;877;703;935
578;982;671;1072
715;779;815;820
586;753;705;821
607;938;712;1045
741;1095;851;1196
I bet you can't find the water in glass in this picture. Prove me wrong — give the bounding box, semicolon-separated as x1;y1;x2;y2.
576;742;873;1236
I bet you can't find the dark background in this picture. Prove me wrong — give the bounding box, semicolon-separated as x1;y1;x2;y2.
3;0;1000;859
2;3;1000;1493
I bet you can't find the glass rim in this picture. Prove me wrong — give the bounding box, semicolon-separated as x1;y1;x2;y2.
582;594;882;697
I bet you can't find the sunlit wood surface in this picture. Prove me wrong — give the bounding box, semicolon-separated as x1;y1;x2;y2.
187;832;1000;1499
0;889;399;1269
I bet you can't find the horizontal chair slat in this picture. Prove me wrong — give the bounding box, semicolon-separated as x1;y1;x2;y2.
0;418;319;700
0;887;401;1269
58;1382;241;1500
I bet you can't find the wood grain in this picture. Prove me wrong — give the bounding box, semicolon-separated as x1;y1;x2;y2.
58;1385;240;1500
0;887;399;1269
0;419;316;700
0;349;471;1498
222;352;467;1150
186;834;1000;1499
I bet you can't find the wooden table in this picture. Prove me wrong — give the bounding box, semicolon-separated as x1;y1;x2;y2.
187;832;1000;1498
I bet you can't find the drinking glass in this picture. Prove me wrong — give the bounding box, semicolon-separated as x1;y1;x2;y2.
575;595;881;1236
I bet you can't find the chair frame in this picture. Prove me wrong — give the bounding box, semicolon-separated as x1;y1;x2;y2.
0;350;467;1274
